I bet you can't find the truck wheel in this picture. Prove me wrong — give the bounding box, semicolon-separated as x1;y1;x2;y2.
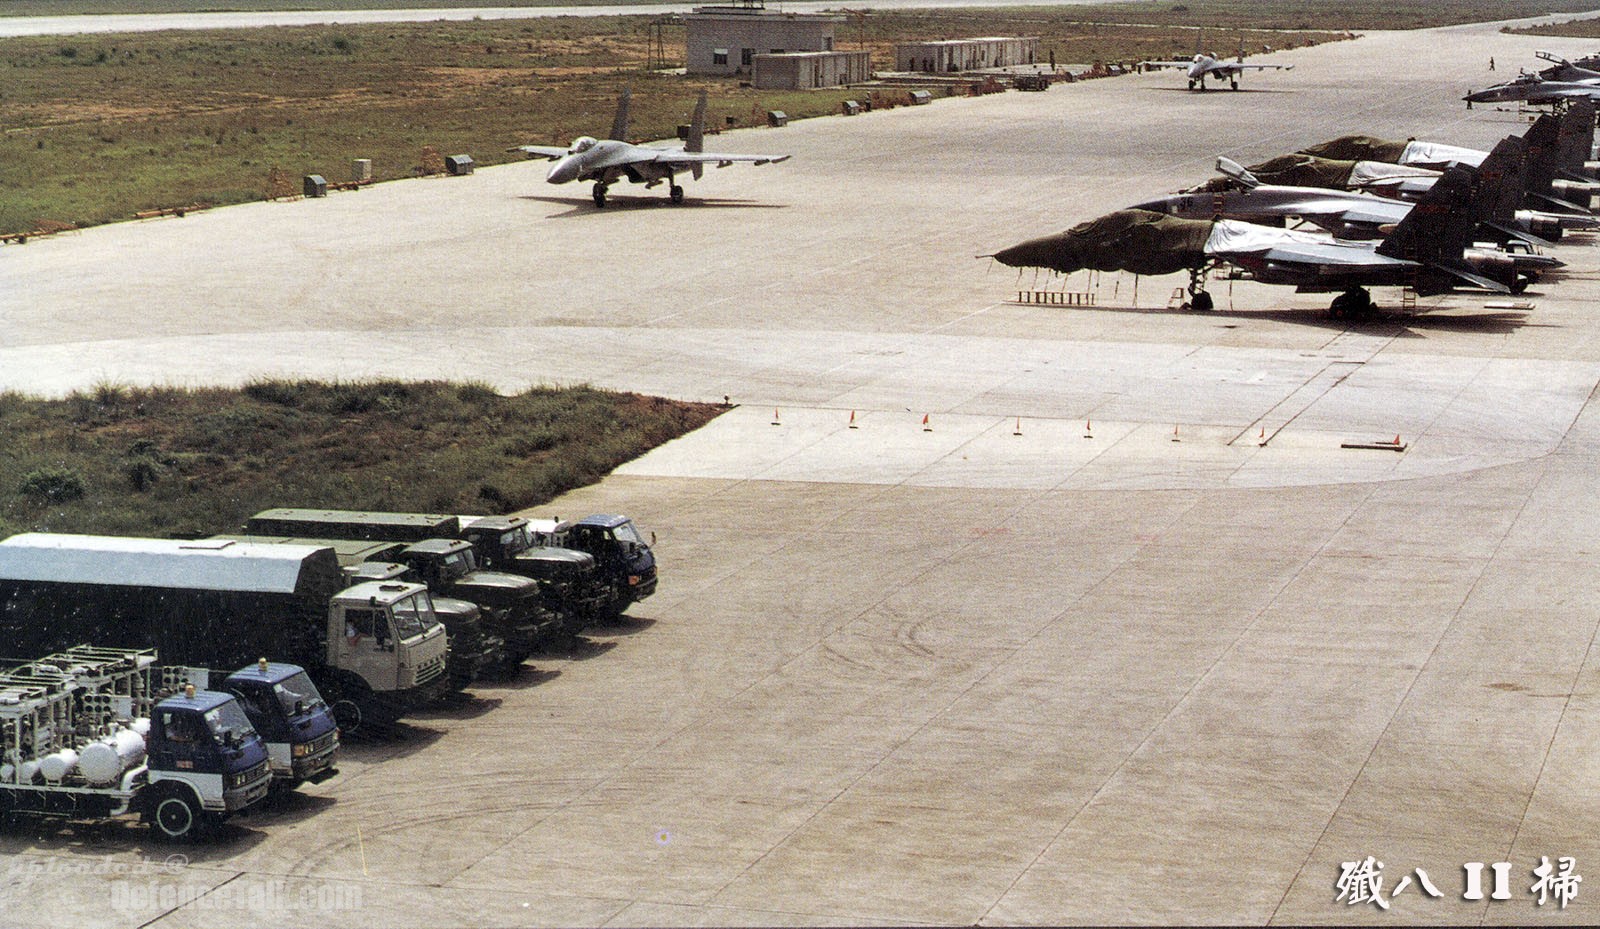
330;696;364;734
150;787;206;842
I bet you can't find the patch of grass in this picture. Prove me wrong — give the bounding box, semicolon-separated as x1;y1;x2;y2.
1507;19;1600;39
0;381;723;537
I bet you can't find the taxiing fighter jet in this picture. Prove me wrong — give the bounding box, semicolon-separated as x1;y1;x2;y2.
513;89;791;208
1139;43;1293;91
987;156;1555;318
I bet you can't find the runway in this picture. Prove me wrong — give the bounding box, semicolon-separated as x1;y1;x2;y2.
2;16;1599;926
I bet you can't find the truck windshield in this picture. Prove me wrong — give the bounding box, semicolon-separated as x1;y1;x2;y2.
613;521;647;546
273;671;326;716
391;591;440;639
501;528;530;555
205;701;259;744
441;549;474;578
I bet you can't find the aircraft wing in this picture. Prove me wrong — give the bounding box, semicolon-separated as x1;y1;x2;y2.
644;149;792;169
514;145;570;160
1213;62;1294;75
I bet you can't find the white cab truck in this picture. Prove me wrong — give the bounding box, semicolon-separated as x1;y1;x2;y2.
0;533;450;731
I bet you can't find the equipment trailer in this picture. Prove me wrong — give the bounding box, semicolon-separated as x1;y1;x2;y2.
0;647;272;841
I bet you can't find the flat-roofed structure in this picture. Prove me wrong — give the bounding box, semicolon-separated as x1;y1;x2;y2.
753;50;871;89
895;36;1039;73
685;2;842;76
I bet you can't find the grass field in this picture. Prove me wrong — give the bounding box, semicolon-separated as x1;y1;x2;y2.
1508;19;1600;40
0;381;722;539
0;11;1340;235
1;1;1588;235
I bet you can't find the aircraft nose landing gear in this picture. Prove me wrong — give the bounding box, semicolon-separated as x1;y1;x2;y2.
592;183;608;208
669;184;684;204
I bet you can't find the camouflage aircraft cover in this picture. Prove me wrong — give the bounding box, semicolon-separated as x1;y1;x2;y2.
990;209;1212;275
985;212;1209;276
1299;135;1411;163
1186;154;1359;193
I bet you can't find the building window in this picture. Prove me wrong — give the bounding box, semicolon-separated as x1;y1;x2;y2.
713;48;728;66
741;48;753;66
823;37;833;51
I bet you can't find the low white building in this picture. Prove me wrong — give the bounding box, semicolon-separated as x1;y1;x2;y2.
895;37;1039;73
753;50;871;90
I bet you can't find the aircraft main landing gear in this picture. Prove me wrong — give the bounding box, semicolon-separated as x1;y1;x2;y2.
1230;79;1239;90
592;183;608;208
1329;287;1374;320
1183;267;1213;311
669;184;685;204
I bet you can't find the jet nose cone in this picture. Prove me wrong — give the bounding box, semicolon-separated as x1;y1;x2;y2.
547;157;579;184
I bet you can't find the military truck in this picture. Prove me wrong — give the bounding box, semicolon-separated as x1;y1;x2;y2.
212;534;497;689
525;514;658;622
0;534;450;732
0;647;273;841
242;510;569;658
456;515;602;636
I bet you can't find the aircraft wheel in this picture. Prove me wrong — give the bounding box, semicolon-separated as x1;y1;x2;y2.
1230;80;1239;91
1190;291;1214;312
1187;79;1196;90
670;184;684;204
592;184;607;208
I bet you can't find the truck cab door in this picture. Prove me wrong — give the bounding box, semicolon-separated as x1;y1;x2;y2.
334;606;399;691
151;709;214;775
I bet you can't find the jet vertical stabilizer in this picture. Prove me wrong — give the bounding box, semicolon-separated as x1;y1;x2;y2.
610;88;632;143
687;90;707;180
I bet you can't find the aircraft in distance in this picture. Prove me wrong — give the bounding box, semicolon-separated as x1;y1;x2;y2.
1138;45;1293;91
1464;74;1600;108
1531;50;1600;82
986;158;1558;318
512;89;791;207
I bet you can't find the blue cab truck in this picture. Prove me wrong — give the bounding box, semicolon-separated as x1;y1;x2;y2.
0;647;272;841
161;658;339;788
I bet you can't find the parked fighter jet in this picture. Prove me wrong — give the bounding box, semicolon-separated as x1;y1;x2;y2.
1302;106;1600;216
1464;73;1600;108
513;89;790;207
986;157;1555;318
1148;135;1595;243
1132;35;1292;91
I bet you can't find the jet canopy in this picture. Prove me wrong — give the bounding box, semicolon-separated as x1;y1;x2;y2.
570;136;598;155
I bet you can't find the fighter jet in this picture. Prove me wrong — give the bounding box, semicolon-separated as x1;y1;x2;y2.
1148;135;1595;244
1302;106;1600;216
987;157;1554;318
1139;43;1293;91
513;89;791;208
1464;73;1600;108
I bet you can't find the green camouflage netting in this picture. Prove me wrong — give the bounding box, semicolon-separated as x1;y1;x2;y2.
1186;154;1358;193
1298;135;1410;163
991;209;1212;276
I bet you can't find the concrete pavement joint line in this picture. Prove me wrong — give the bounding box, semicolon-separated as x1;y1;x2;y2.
697;479;1177;921
1266;470;1545;925
1500;468;1600;868
140;870;244;929
982;500;1383;926
434;477;911;889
